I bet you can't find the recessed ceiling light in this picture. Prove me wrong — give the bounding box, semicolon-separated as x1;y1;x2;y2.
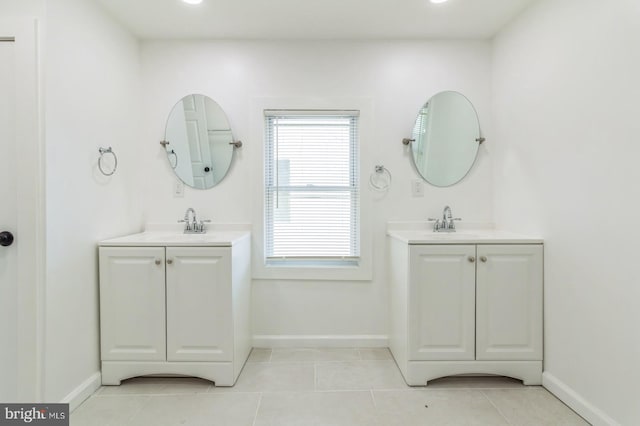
430;0;449;3
182;0;203;5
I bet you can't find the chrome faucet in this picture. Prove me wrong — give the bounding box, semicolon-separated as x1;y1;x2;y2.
185;207;196;227
179;207;210;234
429;205;461;232
442;205;452;223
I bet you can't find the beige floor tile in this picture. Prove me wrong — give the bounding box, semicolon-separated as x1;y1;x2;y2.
483;388;589;426
70;395;148;426
128;393;260;426
373;389;509;426
358;348;392;360
254;391;377;426
270;347;360;363
74;349;590;425
247;348;272;362
211;362;315;392
315;360;408;391
427;375;526;389
97;377;212;396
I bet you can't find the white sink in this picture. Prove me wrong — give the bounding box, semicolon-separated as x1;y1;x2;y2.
159;233;215;242
99;231;249;247
421;232;481;238
387;229;542;245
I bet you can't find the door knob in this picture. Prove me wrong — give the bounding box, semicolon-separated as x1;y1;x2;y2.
155;259;162;265
167;259;173;265
0;231;14;247
480;256;487;263
468;256;475;263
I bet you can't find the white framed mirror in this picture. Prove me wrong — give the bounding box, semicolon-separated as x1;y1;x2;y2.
409;91;482;187
163;94;239;189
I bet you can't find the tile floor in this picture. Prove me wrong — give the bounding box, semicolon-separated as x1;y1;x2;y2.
72;348;589;425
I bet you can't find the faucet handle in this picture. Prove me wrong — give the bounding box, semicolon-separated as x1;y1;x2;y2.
178;219;192;231
195;219;212;233
447;217;462;231
428;218;443;231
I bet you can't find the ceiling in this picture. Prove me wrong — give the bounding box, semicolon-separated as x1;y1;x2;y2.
93;0;537;40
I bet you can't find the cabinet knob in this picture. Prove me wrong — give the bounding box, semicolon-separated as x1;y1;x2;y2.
480;256;487;263
155;259;161;265
468;256;476;263
167;259;173;265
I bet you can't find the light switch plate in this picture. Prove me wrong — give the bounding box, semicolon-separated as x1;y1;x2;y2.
412;179;424;197
174;180;184;198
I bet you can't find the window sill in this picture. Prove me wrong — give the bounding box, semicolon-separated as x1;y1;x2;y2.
252;258;372;281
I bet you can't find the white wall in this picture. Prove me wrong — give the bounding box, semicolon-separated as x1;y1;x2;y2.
0;0;44;16
141;40;493;344
44;0;143;402
493;0;640;424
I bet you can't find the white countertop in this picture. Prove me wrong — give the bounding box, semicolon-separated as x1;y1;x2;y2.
387;229;543;245
99;230;250;247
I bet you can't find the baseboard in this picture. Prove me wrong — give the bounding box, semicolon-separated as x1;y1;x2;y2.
543;372;619;426
252;334;389;348
61;372;101;413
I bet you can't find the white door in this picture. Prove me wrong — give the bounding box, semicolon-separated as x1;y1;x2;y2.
476;245;543;361
183;95;214;188
166;247;233;362
408;245;476;361
0;37;19;402
0;20;42;402
99;247;167;361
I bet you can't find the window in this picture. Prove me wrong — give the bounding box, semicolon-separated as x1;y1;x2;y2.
264;110;359;265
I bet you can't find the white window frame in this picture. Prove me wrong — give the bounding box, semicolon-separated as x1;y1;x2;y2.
251;97;373;281
264;110;360;265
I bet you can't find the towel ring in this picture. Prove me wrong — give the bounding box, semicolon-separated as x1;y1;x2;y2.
98;147;118;176
370;165;392;191
168;149;178;169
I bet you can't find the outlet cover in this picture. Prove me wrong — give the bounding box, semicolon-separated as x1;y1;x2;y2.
412;179;424;197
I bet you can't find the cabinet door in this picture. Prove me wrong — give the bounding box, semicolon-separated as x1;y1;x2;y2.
99;247;166;361
476;245;543;361
408;245;476;361
166;247;233;362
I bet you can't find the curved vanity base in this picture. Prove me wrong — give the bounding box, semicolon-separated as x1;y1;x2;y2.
404;361;542;387
101;361;237;387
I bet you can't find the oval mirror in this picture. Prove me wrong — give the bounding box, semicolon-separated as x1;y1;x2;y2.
410;91;481;187
163;94;236;189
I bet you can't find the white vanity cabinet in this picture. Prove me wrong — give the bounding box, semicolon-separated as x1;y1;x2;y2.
98;231;251;386
408;245;477;362
165;247;233;362
99;246;167;362
475;245;543;361
389;231;543;386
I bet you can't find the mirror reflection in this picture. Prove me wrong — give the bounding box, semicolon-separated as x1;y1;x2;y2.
410;91;481;187
164;94;235;189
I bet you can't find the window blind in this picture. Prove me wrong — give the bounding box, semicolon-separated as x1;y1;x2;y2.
264;110;360;263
